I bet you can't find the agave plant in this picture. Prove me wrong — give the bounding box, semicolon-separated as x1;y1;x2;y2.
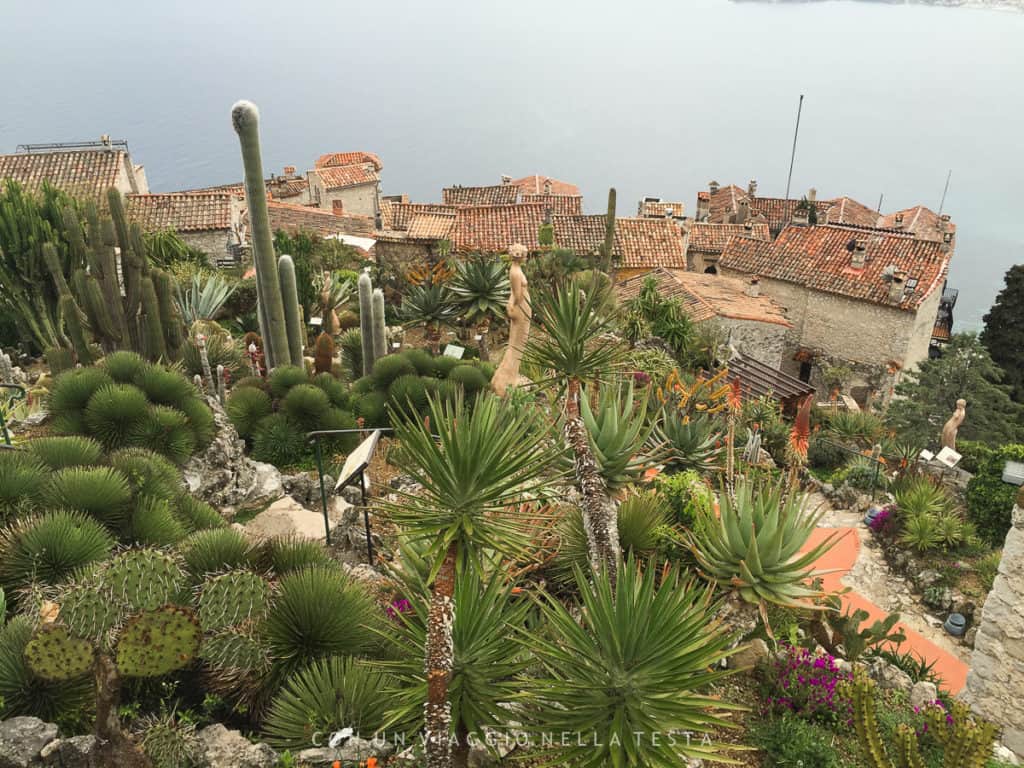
174;273;236;326
580;382;665;492
400;283;459;355
688;479;839;622
656;409;724;474
519;557;742;767
315;271;354;335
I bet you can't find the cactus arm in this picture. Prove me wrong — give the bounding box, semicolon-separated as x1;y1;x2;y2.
277;255;305;366
894;726;925;768
371;288;387;361
232;100;289;369
357;272;375;376
59;294;94;365
600;187;617;273
845;675;895;768
107;188;132;263
139;275;167;362
152;268;184;358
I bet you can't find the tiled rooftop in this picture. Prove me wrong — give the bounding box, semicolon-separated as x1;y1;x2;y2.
451;203;547;252
719;224;950;310
687;222;771;254
616;268;791;327
265;200;375;237
509;174;580;196
314;164;379;191
406;212;456;240
825;196;882;228
521;193;583;215
553;215;687;270
0;149;127;197
442;184;520;206
639;200;686;218
315;152;382;171
878;205;955;243
749;197;834;236
127;192;234;232
388;202;457;231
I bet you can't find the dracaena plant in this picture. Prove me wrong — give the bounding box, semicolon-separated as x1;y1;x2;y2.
518;557;745;767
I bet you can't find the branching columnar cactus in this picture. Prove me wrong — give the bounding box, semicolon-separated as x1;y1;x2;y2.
358;272;375;376
231;100;293;371
372;288;388;361
842;671;998;768
277;255;305;367
599;187;617;273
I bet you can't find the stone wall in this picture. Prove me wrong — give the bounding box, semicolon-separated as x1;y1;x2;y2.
308;175;379;218
180;229;235;266
965;501;1024;759
718;316;787;369
374;239;434;281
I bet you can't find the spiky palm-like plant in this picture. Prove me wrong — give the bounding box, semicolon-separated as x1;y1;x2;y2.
25;435;103;470
47;367;113;435
523;276;626;582
180;528;254;577
131;405;197;465
382;392;560;768
43;466;132;529
688;479;839;627
519;558;743;767
225;386;273;439
580;382;665;492
83;383;150;450
0;451;47;519
449;258;510;362
108;447;182;501
174;272;236;326
400;283;459;355
101;350;148;384
133;364;196;409
656;409;724;474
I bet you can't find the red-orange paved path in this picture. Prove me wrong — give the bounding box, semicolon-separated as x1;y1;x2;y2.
802;526;969;694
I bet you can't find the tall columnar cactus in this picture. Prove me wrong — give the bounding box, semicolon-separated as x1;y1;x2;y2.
0;350;13;383
216;364;227;405
371;288;387;361
313;331;335;375
42;245;93;365
152;268;184;359
196;333;215;396
139;275;168;362
277;255;305;367
358;272;375;376
231;100;291;370
600;187;617;273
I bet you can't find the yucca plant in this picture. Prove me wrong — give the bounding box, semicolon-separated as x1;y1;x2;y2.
129;496;187;547
449;257;510;362
688;479;838;625
82;383;150;450
180;528;254;577
225;386;273;440
519;558;743;767
895;476;952;517
267;364;309;398
381;392;560;768
133;364;196;409
131;405;197;464
47;367;113;435
826;409;887;448
0;451;47;518
263;656;391;750
101;350;149;384
657;409;724;474
524;276;626;581
280;383;331;431
172;493;226;534
900;510;942;553
580;382;665;492
174;272;236;325
400;282;459;355
108;447;182;501
25;435;103;470
43;466;132;529
258;535;333;575
381;569;533;766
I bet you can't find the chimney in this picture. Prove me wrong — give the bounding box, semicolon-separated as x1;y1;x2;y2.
851;238;868;268
743;220;753;235
792;206;809;226
543;179;552;194
889;269;908;304
709;180;720;194
332;200;345;215
284;165;296;176
940;213;951;222
500;175;512;185
746;276;761;298
894;212;904;228
736;198;749;225
696;192;710;221
748;179;758;197
807;187;817;203
942;231;953;244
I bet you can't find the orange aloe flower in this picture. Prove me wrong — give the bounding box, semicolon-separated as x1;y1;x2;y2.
788;394;813;459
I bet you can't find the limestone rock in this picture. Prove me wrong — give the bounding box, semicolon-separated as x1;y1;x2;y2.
39;735;100;768
916;569;942;589
0;717;58;768
867;658;913;694
343;562;386;587
729;639;770;670
994;743;1022;766
196;724;277;768
296;737;394;766
909;681;939;710
241;496;335;542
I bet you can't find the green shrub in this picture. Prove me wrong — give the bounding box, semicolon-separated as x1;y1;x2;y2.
976;549;1003;592
132;405;197;464
251;414;310;467
351;375;375;394
181;528;254;577
267;365;309;399
956;440;994;475
24;436;103;471
281;385;331;431
750;712;840;768
0;511;115;596
807;434;848;471
311;373;350;409
353;392;388;427
83;383;150;450
173;494;226;533
262;657;390;749
108;448;182;501
134;365;196;409
178;396;216;449
128;496;187;547
448;364;488;393
226;387;273;439
43;466;132;528
388;374;429;416
101;350;148;384
833;456;886;493
656;470;712;527
402;348;435;376
259;536;333;575
967;444;1024;546
431;355;459;378
370;354;416;389
47;367;113;434
0;453;47;518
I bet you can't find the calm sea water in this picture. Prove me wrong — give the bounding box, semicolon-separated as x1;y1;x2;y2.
2;0;1021;330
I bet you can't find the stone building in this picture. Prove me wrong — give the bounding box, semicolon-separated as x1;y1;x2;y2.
615;268;792;368
638;197;686;220
0;138;149;199
126;192;244;266
265;200;374;239
684;221;771;274
307;152;382;219
718;224;952;406
554;215;687;279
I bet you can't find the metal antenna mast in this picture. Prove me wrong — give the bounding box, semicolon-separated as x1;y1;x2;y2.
938;169;952;215
785;94;804;200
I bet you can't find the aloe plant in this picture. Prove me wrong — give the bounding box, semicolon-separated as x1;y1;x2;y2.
579;382;665;492
656;409;724;473
174;273;236;325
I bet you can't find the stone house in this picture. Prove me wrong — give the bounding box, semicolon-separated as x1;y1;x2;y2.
718;223;952;406
0;138;149;199
127;192;245;266
553;215;688;280
615;267;792;368
307;152;382;219
684;221;771;274
442;184;520;206
638;197;686;220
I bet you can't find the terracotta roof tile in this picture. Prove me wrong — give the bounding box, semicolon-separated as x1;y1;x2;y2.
707;185;750;222
451;203;547;252
314;164;379;191
687;222;770;255
407;212;455;240
552;215;687;270
315;152;382;171
878;205;955;243
616;267;791;327
388;202;457;231
639;200;686;218
0;149;126;198
442;184;520;206
750;197;834;236
521;193;583;215
509;175;580;196
719;224;950;310
825;196;881;228
178;182;246;199
265;200;375;237
127;193;234;232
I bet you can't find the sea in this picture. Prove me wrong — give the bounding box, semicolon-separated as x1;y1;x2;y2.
1;0;1021;330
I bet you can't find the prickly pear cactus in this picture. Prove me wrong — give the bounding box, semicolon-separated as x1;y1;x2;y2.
200;629;270;676
116;605;201;677
24;624;95;681
59;583;121;641
197;570;270;632
103;549;188;612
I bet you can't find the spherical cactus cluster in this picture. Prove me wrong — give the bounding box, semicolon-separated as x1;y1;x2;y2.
197;570;271;632
102;549;188;612
24;624;95;681
116;605;201;678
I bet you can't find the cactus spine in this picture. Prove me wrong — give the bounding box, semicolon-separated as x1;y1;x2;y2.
277;255;305;366
371;288;387;360
231;100;291;370
358;272;375;376
0;351;13;383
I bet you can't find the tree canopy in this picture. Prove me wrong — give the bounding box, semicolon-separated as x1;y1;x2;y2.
980;263;1024;404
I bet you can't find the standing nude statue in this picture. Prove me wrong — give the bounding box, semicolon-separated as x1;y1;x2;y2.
491;244;531;397
941;398;967;451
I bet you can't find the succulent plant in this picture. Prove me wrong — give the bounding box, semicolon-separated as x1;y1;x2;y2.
688;478;839;615
25;435;103;470
23;625;95;682
101;549;189;613
116;606;201;677
580;382;665;492
656;409;724;474
138;712;201;768
131;405;197;464
197;570;271;632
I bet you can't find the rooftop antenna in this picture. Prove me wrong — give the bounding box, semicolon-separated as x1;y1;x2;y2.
784;94;804;201
877;193;884;213
938;169;952;215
